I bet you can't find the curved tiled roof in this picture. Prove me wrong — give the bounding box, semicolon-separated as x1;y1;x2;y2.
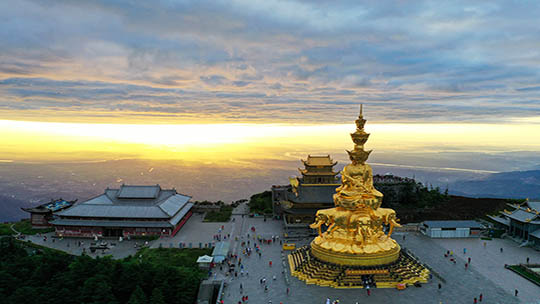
56;185;192;220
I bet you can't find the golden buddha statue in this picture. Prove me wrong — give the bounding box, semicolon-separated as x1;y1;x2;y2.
335;150;383;210
308;105;401;266
289;107;430;289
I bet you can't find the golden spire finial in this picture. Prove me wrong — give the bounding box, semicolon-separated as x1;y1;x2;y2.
360;104;363;116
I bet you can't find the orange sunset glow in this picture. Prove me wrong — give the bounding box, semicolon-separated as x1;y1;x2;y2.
1;3;540;302
1;1;540;219
2;119;540;164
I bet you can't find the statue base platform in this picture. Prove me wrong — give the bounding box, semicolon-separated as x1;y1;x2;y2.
311;241;400;266
288;246;430;289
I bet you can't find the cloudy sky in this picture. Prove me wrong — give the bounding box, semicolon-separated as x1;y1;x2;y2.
1;0;539;124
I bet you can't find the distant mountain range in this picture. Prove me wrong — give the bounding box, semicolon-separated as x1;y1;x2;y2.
449;170;540;199
2;157;539;223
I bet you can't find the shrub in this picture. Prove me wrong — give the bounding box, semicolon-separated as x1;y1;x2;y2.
248;191;272;214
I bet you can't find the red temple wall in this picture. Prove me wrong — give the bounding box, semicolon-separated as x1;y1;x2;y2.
54;210;192;237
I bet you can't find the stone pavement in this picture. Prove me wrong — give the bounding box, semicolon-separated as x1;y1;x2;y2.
153;203;248;250
429;236;539;303
151;212;235;249
218;221;536;304
22;232;142;259
16;205;538;303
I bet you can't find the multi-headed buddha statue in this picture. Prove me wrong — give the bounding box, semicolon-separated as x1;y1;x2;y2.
309;106;401;266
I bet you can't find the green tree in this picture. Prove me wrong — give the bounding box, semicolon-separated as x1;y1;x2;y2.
0;239;207;304
128;285;147;304
8;286;38;304
112;263;144;303
150;288;166;304
79;275;117;304
248;191;272;214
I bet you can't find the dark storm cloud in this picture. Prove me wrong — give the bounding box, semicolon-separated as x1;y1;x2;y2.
0;1;540;123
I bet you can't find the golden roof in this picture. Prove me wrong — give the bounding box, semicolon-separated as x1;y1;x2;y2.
299;169;338;176
302;155;337;167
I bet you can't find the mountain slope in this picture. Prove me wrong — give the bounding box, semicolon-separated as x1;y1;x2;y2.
449;170;540;199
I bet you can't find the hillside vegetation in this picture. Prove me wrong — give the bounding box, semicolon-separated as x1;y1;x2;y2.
248;191;272;214
375;175;515;223
0;237;210;304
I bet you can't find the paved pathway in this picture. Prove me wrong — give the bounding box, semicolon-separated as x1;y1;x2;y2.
153;202;248;251
23;232;142;259
15;205;539;304
428;236;539;303
152;213;234;249
10;223;19;234
219;227;536;304
397;233;526;304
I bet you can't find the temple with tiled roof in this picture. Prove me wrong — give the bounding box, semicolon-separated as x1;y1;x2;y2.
22;199;77;229
488;199;540;249
51;184;193;238
272;155;340;226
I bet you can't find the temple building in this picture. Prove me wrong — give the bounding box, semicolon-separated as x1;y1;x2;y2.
272;155;340;226
22;199;76;229
489;200;540;249
51;184;193;238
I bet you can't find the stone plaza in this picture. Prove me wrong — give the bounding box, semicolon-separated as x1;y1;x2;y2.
20;203;539;304
174;203;538;304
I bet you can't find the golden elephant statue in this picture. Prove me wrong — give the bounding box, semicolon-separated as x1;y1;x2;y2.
371;208;401;237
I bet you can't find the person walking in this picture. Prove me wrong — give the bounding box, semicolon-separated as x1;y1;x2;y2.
468;257;471;264
514;289;518;296
526;257;530;264
438;283;442;290
286;287;289;295
474;297;477;304
479;293;483;302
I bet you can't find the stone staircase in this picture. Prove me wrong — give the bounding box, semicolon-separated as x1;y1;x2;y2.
288;246;430;289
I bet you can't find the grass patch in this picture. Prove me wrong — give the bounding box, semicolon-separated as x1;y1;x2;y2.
508;265;540;286
0;223;13;235
130;234;160;241
13;219;54;235
133;247;212;268
204;205;233;222
480;237;492;240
